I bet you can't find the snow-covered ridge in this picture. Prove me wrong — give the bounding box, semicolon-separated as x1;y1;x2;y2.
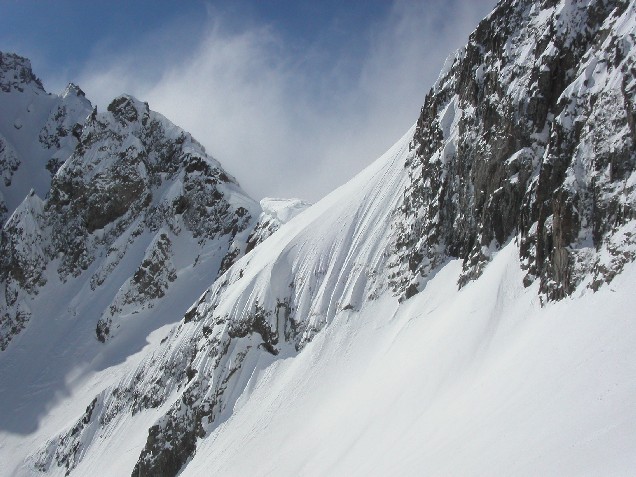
0;85;265;348
241;197;312;255
0;52;92;225
0;57;272;466
260;197;310;223
29;122;416;476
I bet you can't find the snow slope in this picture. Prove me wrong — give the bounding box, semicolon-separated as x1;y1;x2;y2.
20;126;416;476
184;244;636;477
9;120;636;474
20;118;636;476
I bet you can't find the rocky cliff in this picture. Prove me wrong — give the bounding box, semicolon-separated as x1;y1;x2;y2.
390;0;636;301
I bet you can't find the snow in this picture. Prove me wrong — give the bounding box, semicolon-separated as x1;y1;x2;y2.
259;197;310;224
0;223;256;471
435;49;460;89
0;63;264;475
0;76;91;219
182;242;636;477
2;108;632;474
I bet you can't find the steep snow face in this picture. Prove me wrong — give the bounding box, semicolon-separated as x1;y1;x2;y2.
0;52;92;224
391;0;636;300
27;127;415;476
181;245;636;477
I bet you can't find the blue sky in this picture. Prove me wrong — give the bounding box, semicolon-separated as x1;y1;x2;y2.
1;0;496;201
1;1;390;78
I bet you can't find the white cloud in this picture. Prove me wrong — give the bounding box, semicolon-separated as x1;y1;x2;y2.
75;0;496;202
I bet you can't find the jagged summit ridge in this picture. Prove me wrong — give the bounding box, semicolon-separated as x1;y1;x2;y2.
0;52;93;225
61;82;85;98
0;52;45;94
0;80;262;350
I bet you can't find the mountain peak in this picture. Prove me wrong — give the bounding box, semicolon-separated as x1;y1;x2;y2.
2;2;636;476
61;82;86;99
106;94;149;124
0;51;45;93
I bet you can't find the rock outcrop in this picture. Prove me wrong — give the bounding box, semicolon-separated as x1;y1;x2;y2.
390;0;636;300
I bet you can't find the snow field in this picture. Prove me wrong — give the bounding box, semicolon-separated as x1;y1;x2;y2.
185;243;636;477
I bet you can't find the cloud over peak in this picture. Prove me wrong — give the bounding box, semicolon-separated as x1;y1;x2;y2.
74;0;495;202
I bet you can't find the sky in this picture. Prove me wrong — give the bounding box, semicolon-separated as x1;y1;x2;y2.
1;0;496;202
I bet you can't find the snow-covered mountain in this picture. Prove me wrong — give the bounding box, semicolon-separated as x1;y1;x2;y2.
2;0;636;476
0;51;281;470
0;52;92;226
390;0;636;302
0;71;264;350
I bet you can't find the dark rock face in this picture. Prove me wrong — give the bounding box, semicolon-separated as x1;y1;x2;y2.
0;56;93;349
390;0;636;300
0;135;19;225
34;398;99;476
0;136;19;189
131;299;284;476
89;96;246;246
96;233;177;343
244;214;280;255
0;192;46;349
